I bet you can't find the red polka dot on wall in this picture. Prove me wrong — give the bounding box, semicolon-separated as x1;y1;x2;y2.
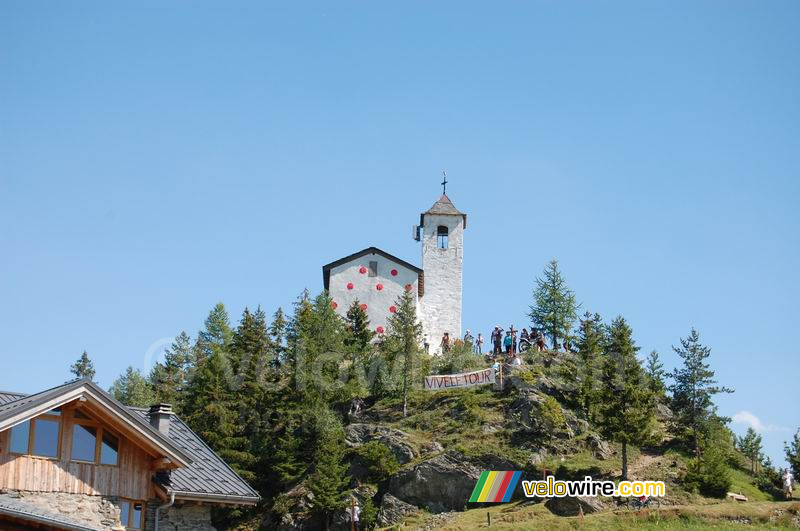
359;266;367;274
389;306;397;313
376;326;384;334
376;283;383;291
390;269;398;276
331;301;338;310
360;303;368;311
404;284;413;292
347;282;354;290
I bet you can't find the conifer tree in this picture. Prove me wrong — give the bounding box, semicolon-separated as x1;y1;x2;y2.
668;329;734;454
645;350;667;397
598;316;655;480
785;429;800;478
269;307;287;366
738;427;763;475
386;290;423;417
529;259;578;351
227;307;273;484
109;366;155;407
309;408;351;530
343;300;374;397
286;290;314;384
574;312;605;421
290;291;347;403
149;331;192;412
69;351;96;381
183;304;240;468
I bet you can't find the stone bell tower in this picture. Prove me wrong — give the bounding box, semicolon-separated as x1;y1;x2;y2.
414;183;466;354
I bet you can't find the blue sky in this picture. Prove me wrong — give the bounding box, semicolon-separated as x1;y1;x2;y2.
1;1;798;465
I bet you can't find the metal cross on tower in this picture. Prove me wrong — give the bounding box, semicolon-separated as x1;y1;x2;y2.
441;171;448;195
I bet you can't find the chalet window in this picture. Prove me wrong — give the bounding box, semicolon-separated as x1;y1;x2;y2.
119;499;145;529
70;411;119;466
8;410;61;458
72;424;97;462
437;225;448;249
368;260;378;277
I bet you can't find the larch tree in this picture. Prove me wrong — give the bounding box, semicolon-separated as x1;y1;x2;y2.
309;407;351;530
668;328;734;454
109;366;155;407
645;350;667;397
529;259;579;351
574;312;605;422
69;350;96;382
597;316;655;480
149;331;192;413
386;290;423;417
785;429;800;479
738;427;763;475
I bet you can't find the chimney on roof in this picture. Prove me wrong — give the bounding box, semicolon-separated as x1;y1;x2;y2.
148;403;173;435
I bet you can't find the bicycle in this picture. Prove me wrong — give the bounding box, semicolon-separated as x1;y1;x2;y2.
627;495;661;511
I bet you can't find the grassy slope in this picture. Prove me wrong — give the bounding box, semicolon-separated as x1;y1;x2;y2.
427;501;800;530
365;379;788;529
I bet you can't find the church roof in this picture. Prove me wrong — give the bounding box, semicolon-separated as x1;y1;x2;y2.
322;247;424;295
421;195;467;228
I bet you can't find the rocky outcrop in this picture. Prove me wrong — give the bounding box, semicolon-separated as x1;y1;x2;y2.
587;433;614;460
345;423;416;464
377;494;420;527
545;495;607;516
388;452;482;513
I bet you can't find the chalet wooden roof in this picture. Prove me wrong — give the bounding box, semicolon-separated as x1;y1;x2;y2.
0;384;260;505
129;408;260;504
0;379;191;468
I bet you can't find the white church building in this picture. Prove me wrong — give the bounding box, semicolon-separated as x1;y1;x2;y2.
322;193;466;354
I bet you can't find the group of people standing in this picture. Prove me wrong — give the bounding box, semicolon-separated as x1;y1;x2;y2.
436;326;549;356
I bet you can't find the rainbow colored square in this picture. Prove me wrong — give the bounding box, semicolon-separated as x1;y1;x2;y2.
469;471;522;503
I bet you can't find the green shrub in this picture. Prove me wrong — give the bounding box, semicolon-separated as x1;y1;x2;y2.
683;445;732;498
355;441;400;481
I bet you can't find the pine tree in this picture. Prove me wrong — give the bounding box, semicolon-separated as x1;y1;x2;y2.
597;316;655;480
149;331;192;412
227;307;273;484
668;329;734;454
183;303;239;461
738;427;763;475
309;407;351;530
289;291;348;403
344;300;374;355
529;259;578;351
69;351;96;381
574;312;605;421
286;290;314;385
269;307;287;366
386;290;423;417
109;366;155;407
645;350;667;397
785;429;800;478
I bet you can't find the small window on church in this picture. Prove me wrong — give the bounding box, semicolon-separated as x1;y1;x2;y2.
437;226;448;249
368;261;378;277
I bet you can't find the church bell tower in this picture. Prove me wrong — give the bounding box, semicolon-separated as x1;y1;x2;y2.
414;178;466;353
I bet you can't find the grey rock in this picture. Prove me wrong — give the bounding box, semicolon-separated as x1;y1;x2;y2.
345;423;416;464
545;495;607;516
388;452;482;513
377;494;420;527
587;433;614;460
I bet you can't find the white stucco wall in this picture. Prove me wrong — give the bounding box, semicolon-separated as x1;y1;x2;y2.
328;252;420;335
420;213;464;354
